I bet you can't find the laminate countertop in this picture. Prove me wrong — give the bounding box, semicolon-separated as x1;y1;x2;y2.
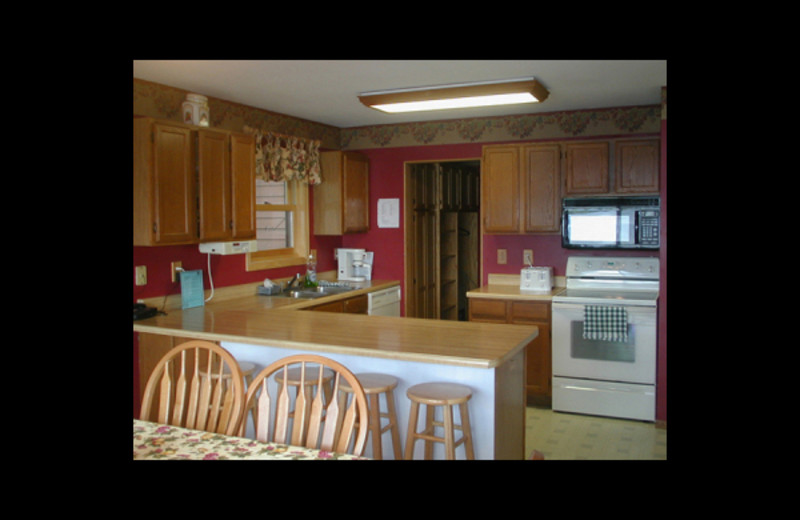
466;273;565;301
133;280;538;369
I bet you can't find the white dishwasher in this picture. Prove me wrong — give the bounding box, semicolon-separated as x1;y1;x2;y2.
368;286;401;316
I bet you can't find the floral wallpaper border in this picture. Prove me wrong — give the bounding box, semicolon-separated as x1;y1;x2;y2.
340;105;660;149
134;78;663;151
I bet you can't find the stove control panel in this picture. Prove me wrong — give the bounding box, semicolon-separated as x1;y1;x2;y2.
567;257;659;279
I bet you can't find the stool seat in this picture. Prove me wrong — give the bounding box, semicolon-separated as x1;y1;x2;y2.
406;382;471;405
275;366;333;385
204;361;256;378
340;373;398;394
405;382;475;460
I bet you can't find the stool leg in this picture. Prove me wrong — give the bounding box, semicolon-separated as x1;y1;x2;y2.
424;405;435;460
443;404;455;460
368;393;383;460
459;402;475;460
404;400;419;460
385;390;403;460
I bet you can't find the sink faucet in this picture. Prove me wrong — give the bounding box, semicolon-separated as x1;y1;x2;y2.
287;273;300;289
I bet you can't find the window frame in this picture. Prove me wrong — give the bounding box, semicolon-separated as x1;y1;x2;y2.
245;178;309;271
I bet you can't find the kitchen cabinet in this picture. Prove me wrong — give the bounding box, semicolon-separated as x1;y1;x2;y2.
468;298;552;406
482;144;560;234
314;151;369;235
197;129;257;241
134;118;197;245
564;139;660;196
614;139;660;193
563;141;609;195
303;293;368;314
133;117;256;246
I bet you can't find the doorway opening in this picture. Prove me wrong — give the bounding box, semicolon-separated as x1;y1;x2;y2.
404;160;480;320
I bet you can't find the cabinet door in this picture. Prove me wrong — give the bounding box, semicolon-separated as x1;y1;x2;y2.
197;129;231;241
564;142;609;195
523;144;561;232
615;139;660;193
152;123;196;244
343;152;370;233
343;294;368;314
230;133;257;239
482;146;520;233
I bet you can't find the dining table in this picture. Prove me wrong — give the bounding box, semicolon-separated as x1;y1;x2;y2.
133;419;370;460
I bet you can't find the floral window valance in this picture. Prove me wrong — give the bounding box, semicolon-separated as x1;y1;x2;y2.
245;127;322;185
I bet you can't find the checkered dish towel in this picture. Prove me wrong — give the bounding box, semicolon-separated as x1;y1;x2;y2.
583;305;629;342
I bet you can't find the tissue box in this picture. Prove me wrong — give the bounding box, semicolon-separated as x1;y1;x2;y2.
257;284;282;296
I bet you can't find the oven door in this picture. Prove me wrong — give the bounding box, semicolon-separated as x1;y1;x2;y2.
552;302;656;385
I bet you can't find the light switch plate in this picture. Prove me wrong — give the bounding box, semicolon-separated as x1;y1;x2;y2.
497;249;507;264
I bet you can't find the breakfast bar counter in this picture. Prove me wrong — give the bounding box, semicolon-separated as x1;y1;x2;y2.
134;283;537;459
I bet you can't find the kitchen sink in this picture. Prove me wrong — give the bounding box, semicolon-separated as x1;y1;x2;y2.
277;284;355;299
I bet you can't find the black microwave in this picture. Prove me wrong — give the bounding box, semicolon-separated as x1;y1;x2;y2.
561;196;660;250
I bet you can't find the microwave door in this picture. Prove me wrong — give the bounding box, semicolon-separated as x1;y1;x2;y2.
566;208;618;248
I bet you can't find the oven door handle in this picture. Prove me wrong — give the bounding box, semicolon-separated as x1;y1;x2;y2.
558;381;655;395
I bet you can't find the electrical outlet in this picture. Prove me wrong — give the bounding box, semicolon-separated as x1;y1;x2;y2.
171;261;183;283
135;265;147;286
523;249;533;265
497;249;507;265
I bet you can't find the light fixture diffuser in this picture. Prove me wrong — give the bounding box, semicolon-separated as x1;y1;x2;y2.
359;77;549;114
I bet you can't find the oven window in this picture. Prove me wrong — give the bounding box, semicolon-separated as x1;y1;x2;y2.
570;322;635;362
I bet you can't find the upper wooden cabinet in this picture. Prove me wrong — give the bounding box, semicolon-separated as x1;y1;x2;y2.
133;117;256;246
196;129;257;241
564;141;609;195
482;144;560;234
134;118;197;245
614;139;660;193
314;151;370;235
563;139;660;196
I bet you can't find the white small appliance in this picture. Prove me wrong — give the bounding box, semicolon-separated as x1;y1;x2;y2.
337;248;373;281
198;240;257;255
520;266;553;292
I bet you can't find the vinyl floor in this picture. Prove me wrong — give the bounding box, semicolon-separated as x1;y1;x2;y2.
525;407;667;460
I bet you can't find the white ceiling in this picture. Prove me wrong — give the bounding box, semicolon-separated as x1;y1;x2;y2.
132;60;666;128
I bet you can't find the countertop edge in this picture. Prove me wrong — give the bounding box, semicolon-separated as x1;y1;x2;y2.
466;286;564;301
133;319;536;369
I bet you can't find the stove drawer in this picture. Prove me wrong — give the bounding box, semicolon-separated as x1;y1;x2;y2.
553;376;655;422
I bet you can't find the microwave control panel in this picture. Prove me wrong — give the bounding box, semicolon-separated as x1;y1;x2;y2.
638;210;660;246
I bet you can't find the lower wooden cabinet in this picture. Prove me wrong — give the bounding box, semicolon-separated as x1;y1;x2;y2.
468;298;551;407
303;293;368;314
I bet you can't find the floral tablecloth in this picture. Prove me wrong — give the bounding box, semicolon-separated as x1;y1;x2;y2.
133;419;369;460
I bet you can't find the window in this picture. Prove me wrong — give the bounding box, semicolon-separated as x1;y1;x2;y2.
246;178;309;271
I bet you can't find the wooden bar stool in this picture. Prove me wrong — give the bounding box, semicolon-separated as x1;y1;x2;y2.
340;373;403;460
405;382;475;460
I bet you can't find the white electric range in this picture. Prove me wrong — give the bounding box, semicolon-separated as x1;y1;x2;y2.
551;256;660;421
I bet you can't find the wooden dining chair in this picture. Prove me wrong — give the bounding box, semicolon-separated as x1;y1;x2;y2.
139;340;246;437
240;354;370;456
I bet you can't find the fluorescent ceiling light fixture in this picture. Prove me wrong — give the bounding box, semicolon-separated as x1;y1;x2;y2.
359;77;549;114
